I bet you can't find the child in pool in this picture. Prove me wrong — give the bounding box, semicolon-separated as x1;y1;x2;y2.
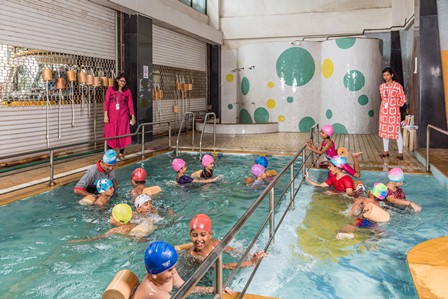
244;156;278;184
385;167;421;212
70;204;137;242
336;183;390;239
180;214;266;269
78;178;114;207
305;155;355;196
130;167;162;201
305;124;362;178
172;158;222;185
191;154;216;179
133;241;234;299
246;164;271;188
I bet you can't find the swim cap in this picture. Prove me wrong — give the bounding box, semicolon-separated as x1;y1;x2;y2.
132;168;147;181
172;158;186;172
190;214;212;232
370;182;388;200
96;178;113;193
251;164;265;177
102;149;117;165
330;155;347;168
255;156;268;168
321;125;334;137
144;241;178;274
388;167;404;182
202;154;215;167
112;203;133;224
135;194;152;209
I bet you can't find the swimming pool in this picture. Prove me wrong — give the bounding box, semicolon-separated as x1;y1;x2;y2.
0;153;446;298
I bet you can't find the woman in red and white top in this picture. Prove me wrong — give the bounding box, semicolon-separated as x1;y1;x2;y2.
378;67;406;160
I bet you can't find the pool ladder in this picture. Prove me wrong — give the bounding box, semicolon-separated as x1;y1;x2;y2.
175;112;216;157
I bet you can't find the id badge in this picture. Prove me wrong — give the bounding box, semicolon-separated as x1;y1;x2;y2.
116;103;120;110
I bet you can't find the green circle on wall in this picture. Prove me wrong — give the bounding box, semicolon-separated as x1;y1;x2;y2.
343;70;365;91
326;109;333;119
368;110;375;117
298;116;316;132
254;107;270;123
336;38;356;49
287;96;294;103
276;47;315;87
333;123;348;134
227;104;233;110
358;95;369;105
239;109;253;124
241;77;250;95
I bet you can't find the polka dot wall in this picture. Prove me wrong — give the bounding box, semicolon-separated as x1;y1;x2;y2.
221;39;383;133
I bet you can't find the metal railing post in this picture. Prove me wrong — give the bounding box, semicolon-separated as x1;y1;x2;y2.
48;150;55;187
168;123;172;149
141;126;145;157
215;255;223;298
290;163;294;208
269;188;275;243
426;126;430;172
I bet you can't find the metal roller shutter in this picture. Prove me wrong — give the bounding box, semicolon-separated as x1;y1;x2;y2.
0;0;116;59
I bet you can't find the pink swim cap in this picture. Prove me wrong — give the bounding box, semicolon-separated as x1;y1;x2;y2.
172;158;186;172
132;168;147;181
321;125;334;137
388;167;404;182
202;154;214;167
251;164;265;177
190;214;212;232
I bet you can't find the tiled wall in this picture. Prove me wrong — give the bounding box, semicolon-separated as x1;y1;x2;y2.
221;38;383;134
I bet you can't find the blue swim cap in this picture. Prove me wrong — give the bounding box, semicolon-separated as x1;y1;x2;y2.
330;155;347;168
255;156;268;168
96;178;113;193
102;149;117;165
144;241;178;274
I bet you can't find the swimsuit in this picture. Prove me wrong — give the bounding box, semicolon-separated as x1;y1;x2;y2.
387;187;406;199
322;140;357;176
325;175;354;191
177;175;194;185
200;168;213;179
355;218;378;229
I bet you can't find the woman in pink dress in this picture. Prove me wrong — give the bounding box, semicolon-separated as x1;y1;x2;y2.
104;73;136;160
378;67;406;160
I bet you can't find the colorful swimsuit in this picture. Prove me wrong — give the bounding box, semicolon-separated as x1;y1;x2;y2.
322;139;357;177
387;187;406;199
200;168;213;179
355;218;378;229
325;175;354;191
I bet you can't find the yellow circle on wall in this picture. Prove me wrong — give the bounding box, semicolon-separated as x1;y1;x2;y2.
267;81;274;88
322;59;334;78
226;74;234;82
267;99;276;109
278;115;285;122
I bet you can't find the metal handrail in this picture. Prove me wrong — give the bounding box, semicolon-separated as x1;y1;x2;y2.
173;125;319;299
199;112;216;156
176;112;195;156
426;124;448;172
0;121;171;187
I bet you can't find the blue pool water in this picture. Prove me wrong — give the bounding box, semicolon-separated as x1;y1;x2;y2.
0;152;446;298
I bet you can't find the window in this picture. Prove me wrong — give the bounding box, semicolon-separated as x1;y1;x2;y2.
179;0;206;15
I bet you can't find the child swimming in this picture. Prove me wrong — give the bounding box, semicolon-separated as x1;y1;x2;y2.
191;154;216;179
305;124;362;178
172;158;222;185
246;164;271;188
130;167;162;201
181;214;266;269
244;156;278;185
79;178;114;207
385;167;421;212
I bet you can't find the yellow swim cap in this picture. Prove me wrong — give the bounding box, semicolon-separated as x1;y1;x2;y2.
112;204;133;224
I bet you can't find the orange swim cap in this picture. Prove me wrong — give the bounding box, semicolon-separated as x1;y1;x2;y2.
190;214;212;232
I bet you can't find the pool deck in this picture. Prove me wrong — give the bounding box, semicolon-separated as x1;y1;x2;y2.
1;132;447;205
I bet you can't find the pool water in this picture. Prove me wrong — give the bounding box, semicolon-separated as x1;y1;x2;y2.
0;152;290;298
236;170;448;299
0;153;447;298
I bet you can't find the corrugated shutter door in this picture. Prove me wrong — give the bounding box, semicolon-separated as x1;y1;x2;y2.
153;25;207;71
0;0;116;59
152;25;208;135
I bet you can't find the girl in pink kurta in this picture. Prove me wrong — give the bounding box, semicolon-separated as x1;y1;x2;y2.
104;74;136;160
378;67;406;160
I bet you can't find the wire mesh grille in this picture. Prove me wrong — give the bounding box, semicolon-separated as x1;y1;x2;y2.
0;44;116;107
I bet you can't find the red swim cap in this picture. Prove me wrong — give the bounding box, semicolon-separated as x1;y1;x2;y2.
132;168;147;181
190;214;212;232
